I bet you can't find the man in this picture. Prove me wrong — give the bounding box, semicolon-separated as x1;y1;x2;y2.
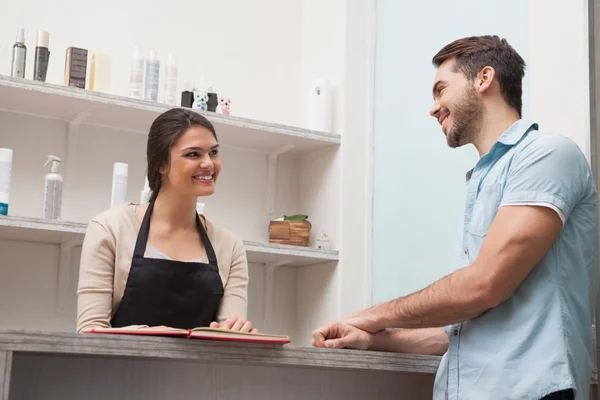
312;35;598;400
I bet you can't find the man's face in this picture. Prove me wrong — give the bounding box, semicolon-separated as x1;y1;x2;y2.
429;59;484;148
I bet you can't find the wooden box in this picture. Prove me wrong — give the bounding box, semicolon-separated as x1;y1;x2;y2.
269;221;311;247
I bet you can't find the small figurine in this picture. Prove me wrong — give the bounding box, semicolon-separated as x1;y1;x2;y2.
192;90;209;111
316;232;331;250
215;97;231;115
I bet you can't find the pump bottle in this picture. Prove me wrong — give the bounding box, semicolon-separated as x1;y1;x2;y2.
43;155;62;220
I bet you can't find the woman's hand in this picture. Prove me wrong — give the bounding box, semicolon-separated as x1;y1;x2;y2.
210;315;258;333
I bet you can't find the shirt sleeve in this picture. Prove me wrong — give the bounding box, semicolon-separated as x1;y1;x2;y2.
76;220;116;332
215;237;249;323
500;134;591;221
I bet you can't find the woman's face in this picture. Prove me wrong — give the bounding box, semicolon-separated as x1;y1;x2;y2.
160;125;221;197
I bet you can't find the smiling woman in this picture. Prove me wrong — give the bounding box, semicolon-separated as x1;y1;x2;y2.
76;108;256;334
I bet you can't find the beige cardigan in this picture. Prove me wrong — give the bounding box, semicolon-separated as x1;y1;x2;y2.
76;203;249;332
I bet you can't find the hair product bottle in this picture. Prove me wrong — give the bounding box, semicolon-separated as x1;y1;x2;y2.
129;46;145;99
0;149;13;216
43;155;63;220
144;50;160;102
33;31;50;82
165;54;178;105
111;162;129;206
10;29;26;78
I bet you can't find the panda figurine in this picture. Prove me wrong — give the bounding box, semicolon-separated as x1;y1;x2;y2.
192;90;209;111
215;97;231;115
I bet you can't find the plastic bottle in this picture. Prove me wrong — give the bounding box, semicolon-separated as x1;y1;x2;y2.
144;49;160;102
43;155;63;220
0;149;13;216
165;54;178;105
129;46;145;99
11;29;26;78
111;162;128;207
196;199;205;215
140;176;150;204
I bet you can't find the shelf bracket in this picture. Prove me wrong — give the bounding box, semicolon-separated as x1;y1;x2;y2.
64;111;91;184
263;260;291;329
56;237;83;314
266;145;295;216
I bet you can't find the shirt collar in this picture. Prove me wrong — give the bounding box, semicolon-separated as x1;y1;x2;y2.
497;118;538;146
465;118;538;181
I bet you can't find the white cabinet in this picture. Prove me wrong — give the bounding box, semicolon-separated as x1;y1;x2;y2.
0;75;341;343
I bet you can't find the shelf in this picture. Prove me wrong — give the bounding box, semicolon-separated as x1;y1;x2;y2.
0;75;340;157
0;215;338;267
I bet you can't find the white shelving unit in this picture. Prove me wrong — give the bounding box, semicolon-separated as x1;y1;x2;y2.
0;215;339;267
0;76;341;155
0;74;341;343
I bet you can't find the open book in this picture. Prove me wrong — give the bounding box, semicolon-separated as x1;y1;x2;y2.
83;325;291;344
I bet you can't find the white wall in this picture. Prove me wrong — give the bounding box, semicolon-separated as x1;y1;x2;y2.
370;0;593;304
0;0;349;346
0;0;346;132
371;0;530;302
529;0;591;160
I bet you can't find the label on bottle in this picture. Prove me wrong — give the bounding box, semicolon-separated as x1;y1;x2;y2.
44;179;62;219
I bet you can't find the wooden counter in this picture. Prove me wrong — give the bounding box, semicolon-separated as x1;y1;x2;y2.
0;330;440;400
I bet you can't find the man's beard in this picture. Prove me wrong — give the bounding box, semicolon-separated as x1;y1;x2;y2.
446;86;484;148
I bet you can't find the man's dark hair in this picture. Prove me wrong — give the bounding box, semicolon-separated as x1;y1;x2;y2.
432;35;526;117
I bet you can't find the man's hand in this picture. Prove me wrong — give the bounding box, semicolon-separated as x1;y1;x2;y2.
210;315;258;333
312;322;373;350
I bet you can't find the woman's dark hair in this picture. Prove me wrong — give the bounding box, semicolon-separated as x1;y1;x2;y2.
147;108;218;202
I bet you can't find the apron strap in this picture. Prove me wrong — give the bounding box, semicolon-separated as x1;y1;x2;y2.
196;213;218;266
133;200;219;266
132;200;154;260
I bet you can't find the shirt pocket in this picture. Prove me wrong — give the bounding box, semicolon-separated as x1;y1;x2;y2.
468;183;502;237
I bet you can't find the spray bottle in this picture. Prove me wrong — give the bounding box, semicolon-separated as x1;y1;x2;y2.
43;155;62;220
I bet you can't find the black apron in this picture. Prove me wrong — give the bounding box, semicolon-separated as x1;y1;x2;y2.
111;200;224;329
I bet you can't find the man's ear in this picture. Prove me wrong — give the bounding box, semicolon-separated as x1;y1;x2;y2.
476;66;495;93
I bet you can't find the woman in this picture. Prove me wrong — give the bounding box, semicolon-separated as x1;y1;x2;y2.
76;108;255;333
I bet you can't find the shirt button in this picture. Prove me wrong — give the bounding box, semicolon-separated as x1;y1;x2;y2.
452;328;459;336
464;249;469;255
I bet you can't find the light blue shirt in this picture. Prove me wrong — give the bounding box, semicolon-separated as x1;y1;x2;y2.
433;119;598;400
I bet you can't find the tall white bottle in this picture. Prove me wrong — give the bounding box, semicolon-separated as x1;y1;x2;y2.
43;155;63;220
129;46;145;99
0;148;13;216
111;162;128;206
144;50;160;102
164;54;178;105
140;176;150;204
305;78;333;132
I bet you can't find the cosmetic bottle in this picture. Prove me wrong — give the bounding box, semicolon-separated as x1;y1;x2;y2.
140;176;150;204
10;29;26;78
129;46;144;99
0;149;13;216
111;162;128;206
165;54;178;105
144;50;160;102
43;155;63;220
196;199;205;215
33;31;50;82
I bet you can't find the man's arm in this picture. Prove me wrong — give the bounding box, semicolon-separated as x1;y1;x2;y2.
369;327;448;356
345;204;563;333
